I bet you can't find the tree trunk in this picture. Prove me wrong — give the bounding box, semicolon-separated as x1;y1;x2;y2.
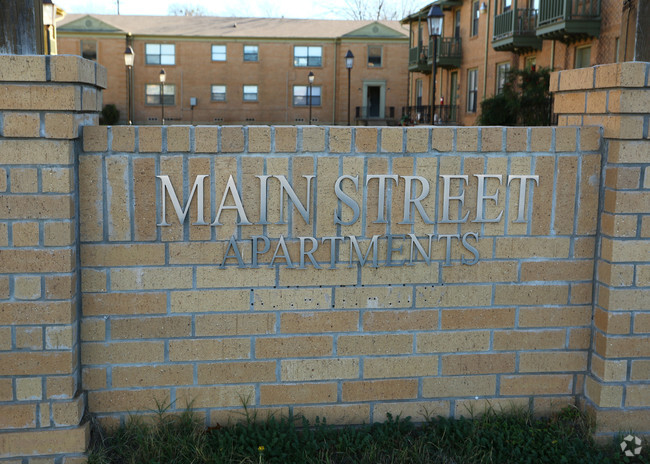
0;0;44;55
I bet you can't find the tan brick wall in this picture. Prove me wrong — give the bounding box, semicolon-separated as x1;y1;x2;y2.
0;55;105;461
4;52;650;460
553;61;650;438
76;124;603;430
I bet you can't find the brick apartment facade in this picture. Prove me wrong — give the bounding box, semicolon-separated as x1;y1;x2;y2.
403;0;623;126
56;15;410;126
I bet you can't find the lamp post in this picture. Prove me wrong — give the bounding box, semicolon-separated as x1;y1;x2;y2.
308;71;315;124
124;45;134;124
427;5;443;125
345;50;354;126
159;69;166;125
43;0;56;55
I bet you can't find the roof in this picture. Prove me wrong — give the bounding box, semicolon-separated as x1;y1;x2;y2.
57;14;409;40
401;4;432;24
400;0;462;24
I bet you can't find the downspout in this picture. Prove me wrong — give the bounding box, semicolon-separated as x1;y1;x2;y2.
482;0;491;102
333;38;340;125
550;40;555;70
406;22;412;114
406;68;411;117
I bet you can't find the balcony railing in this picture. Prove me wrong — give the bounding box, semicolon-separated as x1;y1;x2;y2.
537;0;601;40
408;45;430;73
402;105;459;125
494;8;538;40
355;106;396;122
539;0;600;25
428;37;462;69
492;8;543;52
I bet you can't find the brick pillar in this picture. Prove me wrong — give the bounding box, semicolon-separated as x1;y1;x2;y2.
552;62;650;438
0;55;105;461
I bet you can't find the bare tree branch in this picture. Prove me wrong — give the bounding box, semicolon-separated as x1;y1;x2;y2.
168;3;211;16
329;0;420;21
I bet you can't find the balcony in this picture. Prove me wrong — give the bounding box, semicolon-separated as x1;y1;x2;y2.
492;8;543;52
536;0;601;41
408;45;430;73
428;37;462;69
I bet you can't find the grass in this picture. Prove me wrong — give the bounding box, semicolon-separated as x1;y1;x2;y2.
88;405;648;464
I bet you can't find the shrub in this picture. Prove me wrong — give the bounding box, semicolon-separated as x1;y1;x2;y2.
479;67;552;126
100;104;120;125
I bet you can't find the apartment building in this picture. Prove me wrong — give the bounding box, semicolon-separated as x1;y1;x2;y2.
402;0;622;126
56;14;409;125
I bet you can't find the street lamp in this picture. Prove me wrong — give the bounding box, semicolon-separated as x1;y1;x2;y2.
427;5;443;124
124;45;134;125
159;69;166;125
308;71;315;125
345;50;354;126
43;0;56;54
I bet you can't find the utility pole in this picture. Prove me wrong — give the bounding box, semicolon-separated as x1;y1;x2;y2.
0;0;44;55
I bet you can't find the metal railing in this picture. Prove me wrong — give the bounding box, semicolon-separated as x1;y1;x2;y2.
401;105;459;125
538;0;600;26
408;45;429;68
402;105;431;124
428;37;462;61
493;8;538;40
355;106;396;120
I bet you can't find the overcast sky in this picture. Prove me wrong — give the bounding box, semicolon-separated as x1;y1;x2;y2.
55;0;354;19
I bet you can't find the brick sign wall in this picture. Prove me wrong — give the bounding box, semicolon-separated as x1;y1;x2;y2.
78;124;601;428
0;56;648;462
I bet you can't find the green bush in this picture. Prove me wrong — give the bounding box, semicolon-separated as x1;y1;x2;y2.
479;67;552;126
100;104;120;125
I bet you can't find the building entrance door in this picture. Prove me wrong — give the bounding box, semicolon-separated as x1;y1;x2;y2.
367;86;381;118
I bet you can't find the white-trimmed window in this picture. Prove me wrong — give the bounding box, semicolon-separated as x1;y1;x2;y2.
575;45;591;68
212;45;226;61
496;62;510;94
294;46;322;67
293;85;321;106
368;46;382;67
471;0;480;36
243;85;258;101
81;40;97;61
467;68;478;113
145;84;175;105
244;45;258;61
416;79;423;106
145;44;175;65
211;85;226;101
